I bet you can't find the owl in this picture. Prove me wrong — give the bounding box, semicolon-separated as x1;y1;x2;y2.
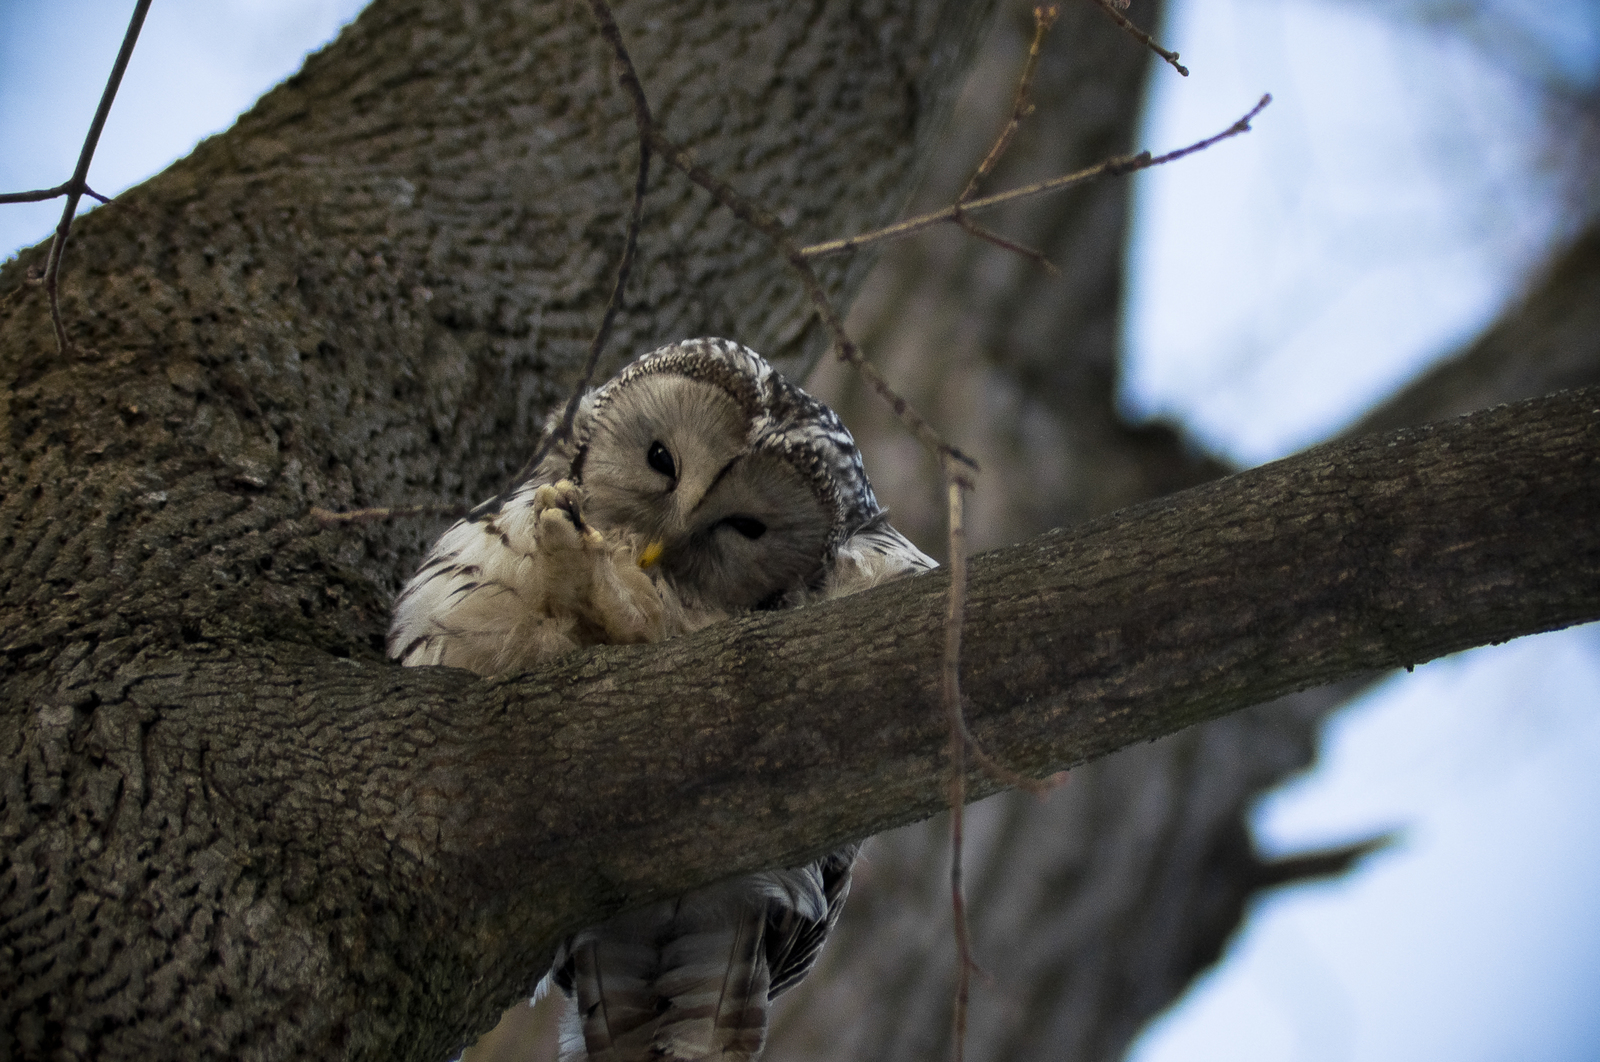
388;337;935;1062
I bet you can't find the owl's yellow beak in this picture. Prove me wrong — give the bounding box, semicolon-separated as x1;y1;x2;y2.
638;540;664;569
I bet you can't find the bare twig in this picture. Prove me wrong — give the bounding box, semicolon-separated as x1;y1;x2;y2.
1144;93;1272;165
960;5;1060;202
801;152;1148;258
939;471;1049;1062
944;3;1074;798
643;125;976;475
36;0;153;353
934;10;1079;1012
943;477;975;1062
0;182;110;206
512;0;655;488
1086;0;1189;76
939;472;1052;1062
309;503;469;526
800;95;1271;260
952;5;1063;276
955;218;1060;275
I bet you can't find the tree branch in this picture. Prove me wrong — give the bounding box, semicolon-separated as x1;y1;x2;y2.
211;382;1598;943
35;0;153;353
418;386;1597;910
10;384;1595;1061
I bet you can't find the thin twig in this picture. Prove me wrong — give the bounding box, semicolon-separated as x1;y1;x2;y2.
938;466;1051;1062
956;218;1060;275
40;0;152;353
309;503;469;526
644;125;977;474
803;152;1149;258
800;149;1139;259
1086;0;1189;76
0;182;110;206
960;4;1060;202
952;4;1063;276
1144;93;1271;165
800;95;1272;261
943;477;974;1062
0;277;34;310
939;458;1055;1062
511;0;655;488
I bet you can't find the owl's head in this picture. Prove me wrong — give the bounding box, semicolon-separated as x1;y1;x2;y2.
569;338;880;611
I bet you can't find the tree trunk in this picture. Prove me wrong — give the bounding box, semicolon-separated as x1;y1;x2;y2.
0;2;994;1059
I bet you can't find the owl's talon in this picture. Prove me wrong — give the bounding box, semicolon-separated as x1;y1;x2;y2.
531;479;602;552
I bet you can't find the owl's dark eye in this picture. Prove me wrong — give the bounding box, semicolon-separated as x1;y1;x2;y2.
721;516;767;540
646;441;676;479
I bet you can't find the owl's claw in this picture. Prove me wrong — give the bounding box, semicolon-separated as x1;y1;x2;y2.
532;480;604;551
516;478;663;645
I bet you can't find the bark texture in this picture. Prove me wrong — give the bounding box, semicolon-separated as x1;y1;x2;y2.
0;2;996;1059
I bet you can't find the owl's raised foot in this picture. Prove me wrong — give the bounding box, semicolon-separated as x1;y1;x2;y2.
524;479;665;645
531;479;606;554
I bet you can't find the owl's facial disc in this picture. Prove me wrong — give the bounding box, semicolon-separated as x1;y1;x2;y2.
579;374;833;608
665;448;832;608
582;376;746;533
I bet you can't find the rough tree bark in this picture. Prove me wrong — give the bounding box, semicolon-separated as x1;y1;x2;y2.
0;2;994;1058
2;4;1595;1062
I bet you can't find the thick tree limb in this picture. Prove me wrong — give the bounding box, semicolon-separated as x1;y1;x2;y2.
4;382;1595;1060
423;385;1599;896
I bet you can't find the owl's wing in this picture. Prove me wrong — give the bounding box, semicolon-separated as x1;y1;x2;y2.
764;847;857;998
386;514;528;669
387;477;673;674
823;511;937;600
388;392;618;673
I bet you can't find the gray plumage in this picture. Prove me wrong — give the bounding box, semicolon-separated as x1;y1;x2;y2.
388;337;934;1061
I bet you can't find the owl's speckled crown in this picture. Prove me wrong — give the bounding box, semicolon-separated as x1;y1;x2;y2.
576;338;885;550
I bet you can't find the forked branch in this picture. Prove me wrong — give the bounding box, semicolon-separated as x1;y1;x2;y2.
800;94;1272;260
1086;0;1190;76
0;0;153;354
950;4;1064;275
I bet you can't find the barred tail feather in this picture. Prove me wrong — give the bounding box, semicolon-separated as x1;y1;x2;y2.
557;869;831;1062
651;908;771;1060
565;927;663;1062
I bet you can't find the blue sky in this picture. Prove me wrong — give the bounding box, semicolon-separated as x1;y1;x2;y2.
3;2;1596;1060
1124;2;1600;1060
